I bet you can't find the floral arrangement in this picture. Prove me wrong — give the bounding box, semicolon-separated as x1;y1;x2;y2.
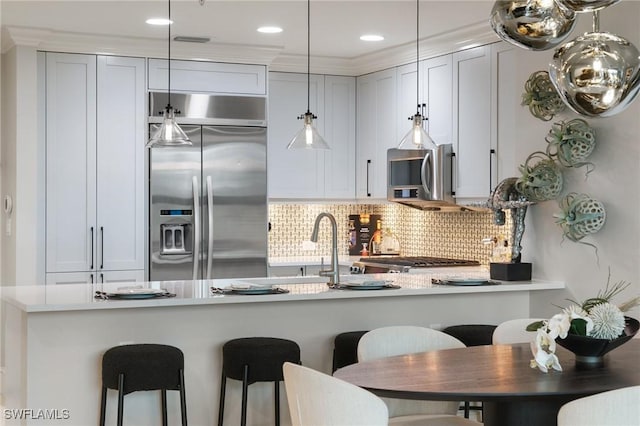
527;275;639;372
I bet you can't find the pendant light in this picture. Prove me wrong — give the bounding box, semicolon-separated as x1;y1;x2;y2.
287;0;330;150
146;0;191;148
397;0;437;150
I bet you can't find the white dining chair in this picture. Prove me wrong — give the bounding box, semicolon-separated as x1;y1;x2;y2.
557;385;640;426
357;326;482;425
282;362;389;426
492;318;544;344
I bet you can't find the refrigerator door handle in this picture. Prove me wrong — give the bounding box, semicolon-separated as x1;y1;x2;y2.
206;175;214;279
192;176;201;280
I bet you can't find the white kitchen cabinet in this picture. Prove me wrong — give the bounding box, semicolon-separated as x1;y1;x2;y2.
46;270;145;285
323;75;356;199
491;42;519;183
268;72;356;199
356;68;397;199
396;56;452;146
268;72;325;198
148;59;266;95
268;266;305;277
452;45;492;201
45;53;145;279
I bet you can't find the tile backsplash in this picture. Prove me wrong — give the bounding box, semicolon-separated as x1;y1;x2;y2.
268;203;513;264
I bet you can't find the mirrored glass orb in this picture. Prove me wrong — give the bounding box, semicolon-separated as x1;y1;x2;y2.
549;32;640;117
490;0;577;51
557;0;619;12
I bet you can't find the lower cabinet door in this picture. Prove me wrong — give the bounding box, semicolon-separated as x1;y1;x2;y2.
46;272;94;285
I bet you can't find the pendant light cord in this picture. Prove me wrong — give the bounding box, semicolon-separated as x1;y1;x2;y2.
415;0;420;115
167;0;172;109
306;0;311;114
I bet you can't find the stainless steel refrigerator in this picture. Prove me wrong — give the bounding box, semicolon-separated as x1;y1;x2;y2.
149;93;268;281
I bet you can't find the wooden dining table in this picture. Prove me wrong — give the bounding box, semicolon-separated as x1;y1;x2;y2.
334;339;640;426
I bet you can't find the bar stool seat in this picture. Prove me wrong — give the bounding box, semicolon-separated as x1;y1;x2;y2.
218;337;301;426
332;330;369;372
100;343;187;426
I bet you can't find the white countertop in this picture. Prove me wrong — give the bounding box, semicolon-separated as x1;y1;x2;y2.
2;270;564;313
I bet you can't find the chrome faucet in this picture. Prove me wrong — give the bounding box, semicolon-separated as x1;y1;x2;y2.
310;212;340;285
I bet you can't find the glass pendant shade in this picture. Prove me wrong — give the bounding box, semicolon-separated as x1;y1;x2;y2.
398;114;437;150
146;0;191;148
146;106;191;147
287;112;330;150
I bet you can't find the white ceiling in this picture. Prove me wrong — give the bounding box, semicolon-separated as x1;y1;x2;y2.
1;0;495;60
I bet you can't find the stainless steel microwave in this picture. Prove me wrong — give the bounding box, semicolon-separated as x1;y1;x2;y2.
387;144;456;211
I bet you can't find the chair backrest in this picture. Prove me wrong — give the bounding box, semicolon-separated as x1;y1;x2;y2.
557;385;640;426
492;318;543;344
283;362;388;426
357;326;465;418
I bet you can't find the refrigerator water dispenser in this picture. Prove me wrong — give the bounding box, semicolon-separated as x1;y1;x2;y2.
161;224;192;255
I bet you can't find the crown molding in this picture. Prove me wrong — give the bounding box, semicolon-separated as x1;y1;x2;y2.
4;22;500;76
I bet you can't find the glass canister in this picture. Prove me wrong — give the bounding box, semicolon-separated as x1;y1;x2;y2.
379;228;401;255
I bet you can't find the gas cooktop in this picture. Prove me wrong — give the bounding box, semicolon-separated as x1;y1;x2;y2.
357;256;480;268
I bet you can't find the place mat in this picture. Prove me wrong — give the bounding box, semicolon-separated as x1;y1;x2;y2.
329;283;400;291
431;278;500;286
210;287;289;296
95;290;176;300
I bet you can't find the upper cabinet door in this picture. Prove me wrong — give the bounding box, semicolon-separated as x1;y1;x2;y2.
422;55;453;146
268;72;325;198
97;56;146;271
323;76;356;199
452;45;492;200
356;68;397;199
148;59;266;95
396;62;418;143
45;53;97;273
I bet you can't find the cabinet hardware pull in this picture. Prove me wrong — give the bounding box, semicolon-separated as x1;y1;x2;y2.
100;273;104;284
100;226;104;270
90;226;94;270
489;149;496;193
450;152;456;197
366;159;372;197
90;273;94;284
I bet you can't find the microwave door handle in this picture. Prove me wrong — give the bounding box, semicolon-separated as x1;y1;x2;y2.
192;176;201;281
421;152;432;198
206;175;214;279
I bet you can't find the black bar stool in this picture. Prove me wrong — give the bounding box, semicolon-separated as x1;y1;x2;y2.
99;344;187;426
332;330;369;372
218;337;300;426
442;324;497;420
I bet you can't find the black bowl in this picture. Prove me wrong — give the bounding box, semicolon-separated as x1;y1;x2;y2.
556;317;639;365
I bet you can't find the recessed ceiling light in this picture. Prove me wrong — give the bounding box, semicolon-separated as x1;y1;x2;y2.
146;18;172;26
257;26;283;34
360;34;384;42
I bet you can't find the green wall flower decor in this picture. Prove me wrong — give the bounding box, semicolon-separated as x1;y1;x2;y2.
522;70;566;121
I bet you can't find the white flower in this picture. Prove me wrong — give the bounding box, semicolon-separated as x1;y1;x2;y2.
547;312;571;339
530;338;562;373
588;303;626;340
564;304;594;335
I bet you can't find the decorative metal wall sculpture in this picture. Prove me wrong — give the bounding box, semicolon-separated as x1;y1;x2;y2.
515;152;564;202
522;70;567;120
545;118;596;172
489;0;576;51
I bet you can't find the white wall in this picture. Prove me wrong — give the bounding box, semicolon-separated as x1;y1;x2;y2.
514;3;640;319
0;45;40;286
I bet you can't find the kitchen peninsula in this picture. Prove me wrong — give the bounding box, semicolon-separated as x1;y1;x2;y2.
2;272;563;426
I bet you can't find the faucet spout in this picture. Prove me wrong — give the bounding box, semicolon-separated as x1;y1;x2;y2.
310;212;340;285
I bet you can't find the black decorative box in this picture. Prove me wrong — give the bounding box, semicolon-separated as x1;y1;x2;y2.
490;262;532;281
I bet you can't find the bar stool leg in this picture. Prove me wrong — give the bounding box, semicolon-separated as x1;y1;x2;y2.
217;373;226;426
99;386;107;426
161;390;168;426
274;381;280;426
240;365;249;426
179;369;188;426
117;374;125;426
